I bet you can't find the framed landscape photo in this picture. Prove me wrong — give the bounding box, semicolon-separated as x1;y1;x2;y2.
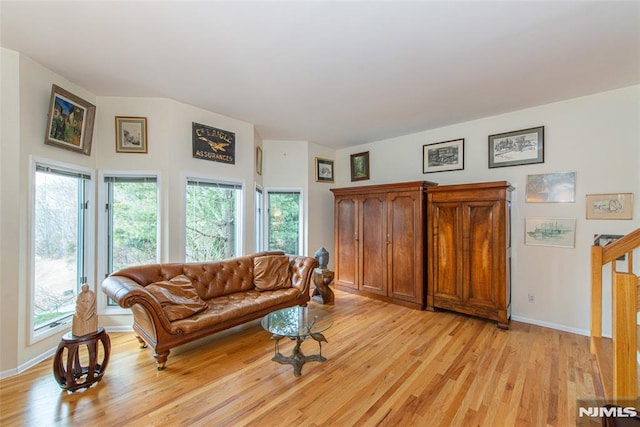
423;138;464;173
115;116;148;153
350;151;370;181
586;193;634;220
488;126;544;168
525;171;576;203
44;84;96;156
525;217;576;248
315;157;334;183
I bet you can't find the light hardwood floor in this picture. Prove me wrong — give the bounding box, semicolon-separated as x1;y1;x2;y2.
0;290;603;426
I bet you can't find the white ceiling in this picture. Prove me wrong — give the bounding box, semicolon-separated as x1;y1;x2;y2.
1;1;639;149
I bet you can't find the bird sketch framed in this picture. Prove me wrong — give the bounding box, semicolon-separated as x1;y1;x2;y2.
488;126;544;168
423;138;464;173
192;122;236;164
44;84;96;156
115;116;148;153
315;157;334;183
586;193;633;220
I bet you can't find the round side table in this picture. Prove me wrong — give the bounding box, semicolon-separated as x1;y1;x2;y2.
52;327;111;392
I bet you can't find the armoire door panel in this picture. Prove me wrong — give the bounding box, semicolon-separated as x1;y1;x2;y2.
388;192;419;300
432;204;463;302
335;197;358;289
360;196;386;294
466;203;496;306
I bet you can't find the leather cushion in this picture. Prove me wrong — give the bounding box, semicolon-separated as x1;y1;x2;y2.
254;255;291;291
146;275;208;321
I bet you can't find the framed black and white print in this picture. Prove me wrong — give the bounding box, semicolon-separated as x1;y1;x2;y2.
423;138;464;173
115;116;148;153
315;157;334;183
489;126;544;168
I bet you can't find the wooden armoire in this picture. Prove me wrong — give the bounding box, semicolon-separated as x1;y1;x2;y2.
426;181;513;328
331;181;437;309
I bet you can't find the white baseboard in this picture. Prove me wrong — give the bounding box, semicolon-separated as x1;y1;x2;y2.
0;326;133;380
103;326;134;333
511;315;591;337
0;347;57;380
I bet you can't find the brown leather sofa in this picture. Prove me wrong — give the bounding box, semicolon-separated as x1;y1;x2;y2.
101;251;318;370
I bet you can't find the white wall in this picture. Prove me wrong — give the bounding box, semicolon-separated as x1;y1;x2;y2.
1;49;100;375
0;49;261;375
1;45;638;376
335;86;640;335
95;97;258;262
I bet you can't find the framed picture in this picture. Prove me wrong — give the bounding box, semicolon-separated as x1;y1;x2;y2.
526;171;576;203
593;234;626;261
44;84;96;156
586;193;634;220
488;126;544;168
315;157;334;183
115;116;148;153
350;151;370;181
525;217;576;248
423;138;464;173
256;146;263;175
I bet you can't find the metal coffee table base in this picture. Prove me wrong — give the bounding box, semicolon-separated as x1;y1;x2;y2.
272;336;326;377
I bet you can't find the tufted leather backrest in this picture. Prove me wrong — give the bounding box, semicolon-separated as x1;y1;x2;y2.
184;255;255;299
109;251;318;301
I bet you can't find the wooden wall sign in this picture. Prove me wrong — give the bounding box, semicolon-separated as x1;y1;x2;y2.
192;122;235;164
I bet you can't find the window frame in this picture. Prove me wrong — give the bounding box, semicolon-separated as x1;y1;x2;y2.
255;184;264;252
265;187;304;255
183;174;244;262
29;157;95;344
97;170;161;315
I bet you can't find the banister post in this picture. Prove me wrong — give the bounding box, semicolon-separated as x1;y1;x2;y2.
591;245;603;353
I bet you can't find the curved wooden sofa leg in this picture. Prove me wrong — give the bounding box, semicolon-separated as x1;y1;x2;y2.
153;350;170;371
135;335;148;349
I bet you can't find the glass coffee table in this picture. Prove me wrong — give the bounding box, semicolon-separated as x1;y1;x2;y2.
261;305;333;376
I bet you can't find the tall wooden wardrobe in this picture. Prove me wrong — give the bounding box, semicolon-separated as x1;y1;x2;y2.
331;181;437;309
426;181;513;328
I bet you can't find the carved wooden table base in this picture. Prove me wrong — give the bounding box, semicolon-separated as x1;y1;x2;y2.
53;327;110;392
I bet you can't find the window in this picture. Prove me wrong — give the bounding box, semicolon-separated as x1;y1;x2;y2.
267;190;302;255
185;178;242;262
255;186;264;252
103;174;159;306
31;161;92;337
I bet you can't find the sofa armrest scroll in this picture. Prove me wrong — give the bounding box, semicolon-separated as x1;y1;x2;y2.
287;255;319;298
101;275;174;331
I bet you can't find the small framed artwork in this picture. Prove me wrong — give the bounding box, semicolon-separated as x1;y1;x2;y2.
488;126;544;168
525;217;576;248
526;171;576;203
423;138;464;173
44;84;96;156
256;146;263;175
350;151;370;181
586;193;634;220
315;157;334;183
115;116;148;153
593;234;625;261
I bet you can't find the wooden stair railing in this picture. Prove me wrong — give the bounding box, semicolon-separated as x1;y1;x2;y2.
591;227;640;407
